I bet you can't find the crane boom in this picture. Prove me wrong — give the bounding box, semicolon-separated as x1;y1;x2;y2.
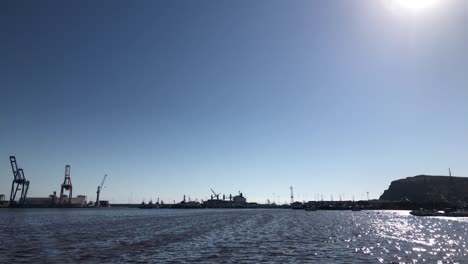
95;174;108;207
100;174;107;189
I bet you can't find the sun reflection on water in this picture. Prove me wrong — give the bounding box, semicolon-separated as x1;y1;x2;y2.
1;209;468;263
361;210;468;262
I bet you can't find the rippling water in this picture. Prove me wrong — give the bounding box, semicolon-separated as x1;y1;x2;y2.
1;209;468;263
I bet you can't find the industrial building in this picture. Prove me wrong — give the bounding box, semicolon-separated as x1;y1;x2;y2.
0;194;7;207
19;193;88;208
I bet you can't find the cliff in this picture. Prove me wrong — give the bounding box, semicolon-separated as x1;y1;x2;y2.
379;175;468;203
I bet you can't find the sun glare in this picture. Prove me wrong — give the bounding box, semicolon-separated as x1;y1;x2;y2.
383;0;442;13
386;0;441;13
396;0;439;10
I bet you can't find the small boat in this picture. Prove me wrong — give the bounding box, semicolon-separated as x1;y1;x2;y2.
444;208;468;217
290;202;304;210
410;209;444;216
305;206;317;211
138;201;159;209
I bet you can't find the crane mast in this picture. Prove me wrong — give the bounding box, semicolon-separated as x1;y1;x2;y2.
95;174;107;207
290;186;294;204
9;156;30;207
59;165;72;205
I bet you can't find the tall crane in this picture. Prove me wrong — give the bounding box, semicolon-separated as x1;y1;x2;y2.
290;186;294;204
9;156;30;206
59;165;72;205
95;174;107;207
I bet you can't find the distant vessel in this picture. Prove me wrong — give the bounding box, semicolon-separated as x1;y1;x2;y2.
203;190;248;208
138;197;162;209
410;209;445;217
290;202;303;210
139;201;159;209
410;207;468;217
443;208;468;217
172;195;202;208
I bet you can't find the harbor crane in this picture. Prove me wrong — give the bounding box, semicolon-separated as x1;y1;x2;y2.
59;165;72;205
9;156;30;206
95;174;107;207
210;188;220;200
290;186;294;204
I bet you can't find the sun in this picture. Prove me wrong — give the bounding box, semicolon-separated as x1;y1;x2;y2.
386;0;441;13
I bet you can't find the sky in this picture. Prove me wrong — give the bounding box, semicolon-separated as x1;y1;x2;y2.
1;0;468;204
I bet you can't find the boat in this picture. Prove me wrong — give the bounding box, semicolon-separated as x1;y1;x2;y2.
410;209;444;216
138;201;159;209
290;201;304;210
410;207;468;217
443;208;468;217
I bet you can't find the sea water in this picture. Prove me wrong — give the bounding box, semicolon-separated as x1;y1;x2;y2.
0;208;467;263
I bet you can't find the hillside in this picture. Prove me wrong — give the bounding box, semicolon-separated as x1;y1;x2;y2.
379;175;468;203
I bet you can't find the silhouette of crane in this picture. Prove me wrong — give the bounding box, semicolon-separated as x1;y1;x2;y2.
60;165;72;205
9;156;29;207
290;186;294;204
210;188;220;200
95;174;107;207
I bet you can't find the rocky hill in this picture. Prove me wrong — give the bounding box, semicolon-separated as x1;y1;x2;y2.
379;175;468;203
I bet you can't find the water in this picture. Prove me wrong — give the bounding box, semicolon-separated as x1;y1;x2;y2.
1;209;467;263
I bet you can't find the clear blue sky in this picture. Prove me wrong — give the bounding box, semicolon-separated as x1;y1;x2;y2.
1;0;467;203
